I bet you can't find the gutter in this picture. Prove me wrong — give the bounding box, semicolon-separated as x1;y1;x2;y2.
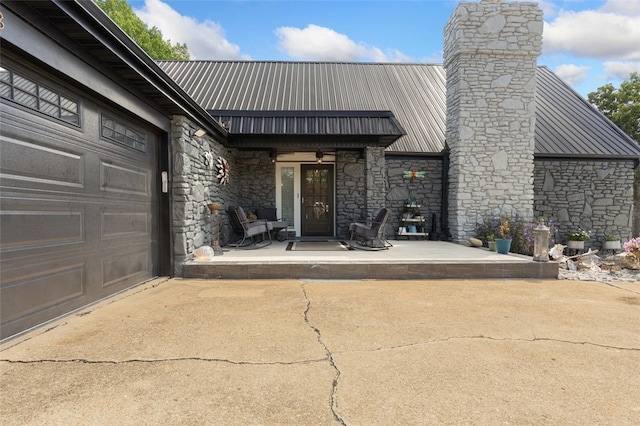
56;0;228;143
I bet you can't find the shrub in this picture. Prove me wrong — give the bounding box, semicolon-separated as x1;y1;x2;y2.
476;215;557;256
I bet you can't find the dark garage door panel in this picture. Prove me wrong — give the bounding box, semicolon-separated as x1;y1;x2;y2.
0;100;159;339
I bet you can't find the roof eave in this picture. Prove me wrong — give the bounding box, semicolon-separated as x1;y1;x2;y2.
55;0;228;142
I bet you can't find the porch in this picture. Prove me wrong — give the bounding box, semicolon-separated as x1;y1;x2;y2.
182;240;558;280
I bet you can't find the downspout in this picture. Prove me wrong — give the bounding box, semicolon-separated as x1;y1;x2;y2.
441;146;451;241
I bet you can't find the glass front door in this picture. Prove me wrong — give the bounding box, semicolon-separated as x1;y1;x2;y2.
276;159;335;238
301;164;334;236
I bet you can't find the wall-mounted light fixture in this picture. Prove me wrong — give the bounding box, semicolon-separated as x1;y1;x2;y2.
270;149;277;164
190;128;206;138
315;150;324;164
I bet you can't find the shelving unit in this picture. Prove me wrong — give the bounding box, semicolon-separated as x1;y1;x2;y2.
396;204;428;240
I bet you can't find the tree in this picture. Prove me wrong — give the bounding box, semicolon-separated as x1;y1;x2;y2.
588;72;640;143
589;73;640;237
94;0;189;60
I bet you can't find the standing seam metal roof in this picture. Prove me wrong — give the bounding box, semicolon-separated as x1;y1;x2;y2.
158;61;640;158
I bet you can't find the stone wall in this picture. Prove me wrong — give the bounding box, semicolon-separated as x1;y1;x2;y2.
443;0;543;242
365;146;387;217
386;157;444;240
171;116;236;275
335;148;391;238
534;159;636;246
336;150;366;238
233;150;276;212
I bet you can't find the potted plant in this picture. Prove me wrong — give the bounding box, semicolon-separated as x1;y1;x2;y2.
623;237;640;260
604;234;621;250
495;215;512;254
407;190;418;206
487;233;497;252
566;228;589;250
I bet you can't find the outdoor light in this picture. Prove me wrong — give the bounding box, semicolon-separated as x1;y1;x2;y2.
533;220;550;262
315;150;324;163
270;149;277;163
190;128;206;138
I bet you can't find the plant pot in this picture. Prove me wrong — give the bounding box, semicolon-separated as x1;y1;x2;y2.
488;241;497;252
495;238;512;254
567;240;585;250
604;240;621;250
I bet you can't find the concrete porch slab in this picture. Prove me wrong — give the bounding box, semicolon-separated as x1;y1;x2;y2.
182;241;558;280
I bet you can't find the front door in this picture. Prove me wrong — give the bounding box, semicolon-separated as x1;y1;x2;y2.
301;164;334;237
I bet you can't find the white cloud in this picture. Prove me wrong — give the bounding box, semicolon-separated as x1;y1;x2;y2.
554;64;590;85
535;0;558;19
543;0;640;60
275;24;409;62
603;61;640;80
133;0;248;60
602;0;640;15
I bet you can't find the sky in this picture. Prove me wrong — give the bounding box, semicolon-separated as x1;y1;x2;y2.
126;0;640;98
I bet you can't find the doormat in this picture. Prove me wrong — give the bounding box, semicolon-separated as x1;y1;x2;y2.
286;241;353;251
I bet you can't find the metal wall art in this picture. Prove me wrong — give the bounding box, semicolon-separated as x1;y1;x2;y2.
216;156;230;185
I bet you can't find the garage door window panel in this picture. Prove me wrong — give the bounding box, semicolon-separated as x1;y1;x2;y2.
0;67;80;126
101;114;146;153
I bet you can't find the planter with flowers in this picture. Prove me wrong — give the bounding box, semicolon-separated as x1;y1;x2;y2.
604;234;621;250
566;228;590;250
623;237;640;260
495;216;512;254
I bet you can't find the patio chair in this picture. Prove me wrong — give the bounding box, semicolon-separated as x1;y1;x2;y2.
256;208;289;241
348;207;392;250
226;206;273;248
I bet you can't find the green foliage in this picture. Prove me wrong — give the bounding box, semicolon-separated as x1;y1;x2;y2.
475;215;557;255
94;0;189;60
588;72;640;143
566;228;590;241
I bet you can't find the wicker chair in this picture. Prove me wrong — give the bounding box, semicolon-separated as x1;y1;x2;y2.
348;207;392;250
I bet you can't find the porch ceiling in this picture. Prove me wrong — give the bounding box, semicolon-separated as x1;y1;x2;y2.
209;110;406;149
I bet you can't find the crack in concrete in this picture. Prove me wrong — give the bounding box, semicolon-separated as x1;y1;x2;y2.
0;357;327;366
594;279;640;295
342;335;640;354
301;281;346;426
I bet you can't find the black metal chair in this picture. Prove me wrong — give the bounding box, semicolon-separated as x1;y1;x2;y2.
348;207;392;250
226;206;272;248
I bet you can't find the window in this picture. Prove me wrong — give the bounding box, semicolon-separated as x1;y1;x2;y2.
0;67;80;125
101;114;146;152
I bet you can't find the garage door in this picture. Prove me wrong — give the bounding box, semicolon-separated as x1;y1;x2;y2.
0;63;161;339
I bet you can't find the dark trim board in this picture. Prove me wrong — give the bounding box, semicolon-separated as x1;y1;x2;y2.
182;261;558;280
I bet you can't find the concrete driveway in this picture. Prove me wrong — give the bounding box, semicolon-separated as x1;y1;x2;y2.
1;277;639;425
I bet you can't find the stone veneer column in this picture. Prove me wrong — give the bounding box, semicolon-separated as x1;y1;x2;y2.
443;0;543;242
365;146;387;217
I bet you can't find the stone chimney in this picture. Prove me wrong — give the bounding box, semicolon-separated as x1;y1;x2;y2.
443;0;543;242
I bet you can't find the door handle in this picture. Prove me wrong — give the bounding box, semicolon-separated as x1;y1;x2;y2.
161;171;168;193
325;204;329;212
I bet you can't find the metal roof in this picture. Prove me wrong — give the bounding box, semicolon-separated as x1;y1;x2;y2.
159;61;446;153
535;66;640;158
158;60;640;159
